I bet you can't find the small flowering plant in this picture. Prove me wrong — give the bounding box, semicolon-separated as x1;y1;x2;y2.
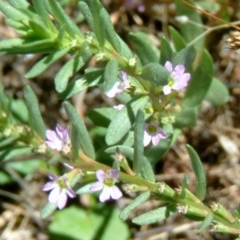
90;169;122;202
0;0;235;238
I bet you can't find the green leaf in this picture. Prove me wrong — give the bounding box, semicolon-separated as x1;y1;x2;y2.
31;0;56;31
105;146;134;160
182;50;213;108
129;32;159;65
64;102;95;159
132;205;175;225
11;99;28;123
0;38;57;54
58;69;103;99
174;107;198;128
103;58;119;93
133;110;144;174
87;107;119;128
49;206;130;240
175;0;204;49
168;26;186;51
106;96;149;145
186;144;206;201
159;36;175;65
78;1;94;30
54;55;86;93
24;85;46;139
25;47;70;78
172;46;196;68
198;214;213;234
141;63;169;87
140;157;155;182
41;202;57;219
0;2;28;22
8;0;29;8
100;8;121;53
205;77;229;107
80;0;105;46
48;0;83;38
119;191;151;220
75;183;94;194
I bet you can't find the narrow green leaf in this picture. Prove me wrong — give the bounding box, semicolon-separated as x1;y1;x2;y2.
103;58;119;93
159;36;175;65
58;69;103;99
133;110;144;174
168;26;186;51
48;0;83;38
80;0;105;46
175;0;204;49
0;38;56;54
24;85;46;139
26;47;70;78
198;214;213;234
119;191;150;220
182;50;213;108
140;157;155;182
75;183;94;194
132;205;175;225
64;102;95;159
78;1;94;30
100;8;121;52
87;107;119;128
0;2;28;22
117;36;133;59
186;144;206;201
129;32;159;65
54;56;86;93
205;77;229;107
8;0;29;8
31;0;56;31
106;96;149;145
172;46;196;68
41;202;57;219
141;63;169;87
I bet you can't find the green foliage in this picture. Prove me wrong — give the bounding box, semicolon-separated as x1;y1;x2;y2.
24;85;46;139
186;145;206;201
48;205;130;240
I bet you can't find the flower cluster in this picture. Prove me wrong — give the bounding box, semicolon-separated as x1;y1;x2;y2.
163;61;191;95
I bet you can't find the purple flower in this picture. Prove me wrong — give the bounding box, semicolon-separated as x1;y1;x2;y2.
163;61;191;95
42;173;76;209
46;124;70;151
144;122;168;146
90;169;122;202
124;0;145;12
106;71;130;98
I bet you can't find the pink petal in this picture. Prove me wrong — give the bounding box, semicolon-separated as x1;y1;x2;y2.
42;182;56;191
110;185;122;200
106;82;124;98
48;186;61;203
99;186;111;202
90;181;104;192
45;140;62;151
66;187;76;198
109;169;119;179
174;64;185;75
46;130;59;142
96;170;106;181
152;134;161;146
164;61;173;72
47;173;58;181
58;190;68;209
